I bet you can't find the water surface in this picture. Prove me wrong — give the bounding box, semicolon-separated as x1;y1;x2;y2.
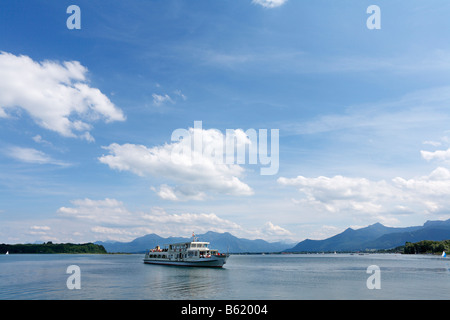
0;253;448;300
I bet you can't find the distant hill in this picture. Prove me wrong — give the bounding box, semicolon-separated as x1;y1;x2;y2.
285;219;450;252
95;234;187;253
96;231;295;254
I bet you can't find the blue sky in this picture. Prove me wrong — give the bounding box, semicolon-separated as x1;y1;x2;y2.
2;0;450;244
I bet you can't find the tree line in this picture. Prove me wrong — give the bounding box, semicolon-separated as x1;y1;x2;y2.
0;242;107;254
403;240;450;254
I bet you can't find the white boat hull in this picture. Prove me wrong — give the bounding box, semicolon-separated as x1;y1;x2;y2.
143;255;228;268
144;236;228;268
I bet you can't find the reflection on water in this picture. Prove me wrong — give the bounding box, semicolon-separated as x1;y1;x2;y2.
0;253;449;300
143;265;228;299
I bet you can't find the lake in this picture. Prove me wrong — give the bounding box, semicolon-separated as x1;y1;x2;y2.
0;253;449;300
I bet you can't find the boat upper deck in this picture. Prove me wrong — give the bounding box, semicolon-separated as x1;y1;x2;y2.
167;241;211;251
148;240;215;253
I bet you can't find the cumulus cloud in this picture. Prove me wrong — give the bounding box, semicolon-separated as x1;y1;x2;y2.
260;222;293;238
0;52;125;140
278;168;450;218
421;148;450;162
278;175;389;202
58;198;133;225
10;200;293;243
393;167;450;196
252;0;288;8
278;175;393;214
98;126;254;199
28;225;51;236
151;184;207;201
56;197;256;241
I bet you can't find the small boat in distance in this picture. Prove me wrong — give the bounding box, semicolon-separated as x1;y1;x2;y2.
143;233;228;268
5;251;9;255
442;251;447;258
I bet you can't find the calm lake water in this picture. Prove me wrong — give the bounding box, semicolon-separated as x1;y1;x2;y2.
0;253;449;300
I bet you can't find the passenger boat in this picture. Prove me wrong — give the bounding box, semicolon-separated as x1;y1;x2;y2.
143;234;229;268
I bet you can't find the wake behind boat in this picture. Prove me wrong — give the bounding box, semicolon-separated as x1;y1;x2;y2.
143;234;229;268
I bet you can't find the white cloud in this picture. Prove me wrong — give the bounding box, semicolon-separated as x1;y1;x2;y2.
152;93;174;106
30;225;51;231
0;52;125;139
58;198;132;225
277;175;394;205
142;208;243;233
152;184;207;201
5;146;70;166
393;167;450;197
421;148;450;162
98;127;254;199
260;221;293;238
3;197;294;243
28;225;51;236
151;90;186;107
32;135;52;147
279;167;450;219
173;90;187;101
56;198;249;241
252;0;288;8
278;175;392;214
423;140;442;147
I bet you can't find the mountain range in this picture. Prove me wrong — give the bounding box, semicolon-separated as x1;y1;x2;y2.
285;219;450;252
95;219;450;253
95;231;295;254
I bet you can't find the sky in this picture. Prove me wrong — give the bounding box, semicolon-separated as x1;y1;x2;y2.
2;0;450;244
